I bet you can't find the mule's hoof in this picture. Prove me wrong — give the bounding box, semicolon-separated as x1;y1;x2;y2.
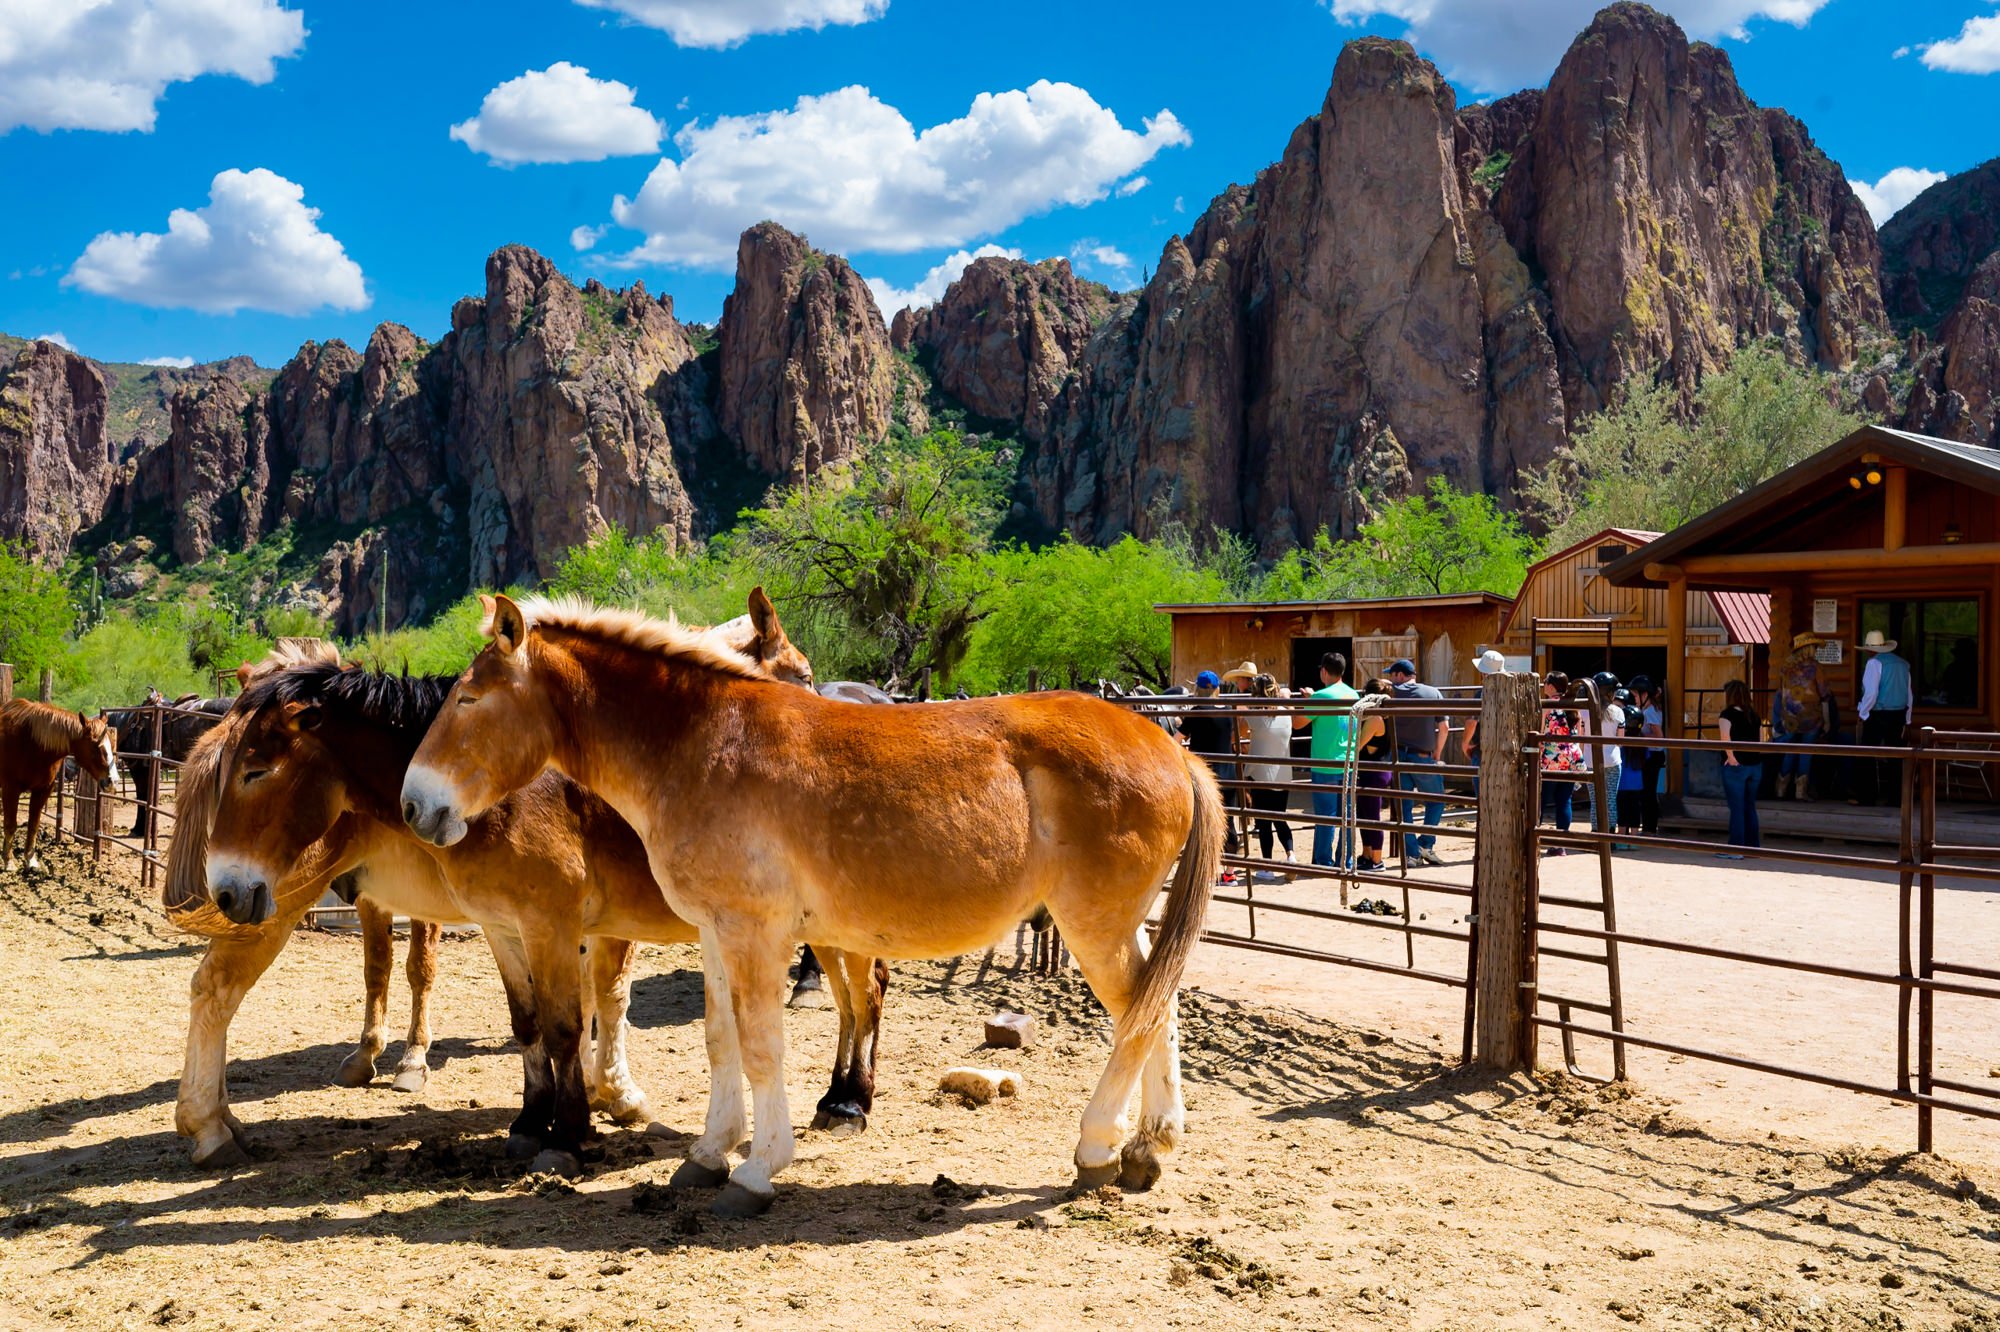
192;1134;251;1169
1072;1161;1120;1192
389;1065;428;1094
529;1149;583;1180
669;1157;730;1190
332;1053;377;1088
504;1133;542;1161
642;1121;680;1141
1118;1148;1163;1193
811;1105;868;1135
786;981;829;1011
710;1181;775;1219
601;1094;652;1126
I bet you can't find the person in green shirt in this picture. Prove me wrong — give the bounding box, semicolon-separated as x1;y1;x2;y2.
1294;651;1358;869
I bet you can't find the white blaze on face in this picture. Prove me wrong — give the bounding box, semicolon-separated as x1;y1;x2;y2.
100;733;119;783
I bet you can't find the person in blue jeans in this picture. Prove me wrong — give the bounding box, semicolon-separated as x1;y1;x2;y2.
1716;678;1763;856
1294;652;1357;870
1387;658;1448;867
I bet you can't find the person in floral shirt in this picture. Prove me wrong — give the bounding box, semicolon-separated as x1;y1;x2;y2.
1540;671;1585;855
1772;631;1831;800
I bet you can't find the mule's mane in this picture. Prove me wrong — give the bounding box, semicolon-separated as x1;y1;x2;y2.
507;595;770;683
236;661;456;733
4;700;89;749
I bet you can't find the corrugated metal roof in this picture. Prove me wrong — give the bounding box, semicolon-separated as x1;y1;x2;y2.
1708;590;1771;646
1154;592;1514;613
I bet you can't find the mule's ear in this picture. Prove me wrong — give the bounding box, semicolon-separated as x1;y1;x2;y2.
235;663;255;688
748;586;783;649
280;700;323;732
489;594;528;657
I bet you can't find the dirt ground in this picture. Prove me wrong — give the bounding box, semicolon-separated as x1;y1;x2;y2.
3;842;2000;1332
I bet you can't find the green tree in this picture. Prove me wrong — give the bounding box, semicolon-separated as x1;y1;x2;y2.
961;535;1232;691
1522;343;1862;548
744;432;991;686
1253;480;1537;601
549;527;766;629
0;541;73;680
56;617;208;712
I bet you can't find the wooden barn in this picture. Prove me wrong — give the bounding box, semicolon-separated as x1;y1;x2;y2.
1602;426;2000;785
1156;593;1515;694
1498;527;1771;732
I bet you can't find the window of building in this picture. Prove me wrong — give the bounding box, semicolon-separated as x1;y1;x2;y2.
1857;598;1982;710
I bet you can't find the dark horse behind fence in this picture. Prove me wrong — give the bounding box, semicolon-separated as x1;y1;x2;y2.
107;692;234;839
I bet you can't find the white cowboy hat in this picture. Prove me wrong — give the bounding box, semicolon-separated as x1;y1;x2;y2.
1472;649;1507;675
1859;630;1898;653
1220;660;1260;681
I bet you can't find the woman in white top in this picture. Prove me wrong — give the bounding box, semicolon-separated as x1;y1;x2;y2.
1239;673;1298;881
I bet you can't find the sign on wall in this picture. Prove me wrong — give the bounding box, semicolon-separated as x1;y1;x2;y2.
1816;640;1844;665
1812;599;1839;635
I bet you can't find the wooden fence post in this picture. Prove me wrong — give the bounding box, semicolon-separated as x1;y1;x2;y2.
1474;672;1541;1072
0;662;13;703
39;667;55;702
1026;668;1041;694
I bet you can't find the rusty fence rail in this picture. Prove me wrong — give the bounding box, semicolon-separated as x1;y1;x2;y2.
1526;709;2000;1152
51;703;225;894
1106;691;1623;1070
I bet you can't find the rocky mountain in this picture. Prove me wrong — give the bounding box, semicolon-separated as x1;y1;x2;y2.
6;1;1992;631
1018;4;1887;547
2;229;909;634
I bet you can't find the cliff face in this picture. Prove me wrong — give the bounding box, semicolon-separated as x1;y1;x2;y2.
717;222;894;479
901;257;1113;443
1496;4;1881;416
1879;163;2000;444
997;4;1888;546
0;341;116;559
1027;36;1567;547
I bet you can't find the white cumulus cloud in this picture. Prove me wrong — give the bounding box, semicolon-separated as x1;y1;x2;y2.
1919;9;2000;73
1321;0;1829;93
1848;166;1948;226
450;62;662;165
863;244;1021;318
574;0;888;48
0;0;305;133
1069;240;1133;279
571;223;612;252
140;354;196;367
607;81;1189;269
1116;175;1149;197
66;168;367;315
32;331;76;350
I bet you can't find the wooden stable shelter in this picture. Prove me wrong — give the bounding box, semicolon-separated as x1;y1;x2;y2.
1603;426;2000;788
1498;527;1770;732
1156;593;1514;693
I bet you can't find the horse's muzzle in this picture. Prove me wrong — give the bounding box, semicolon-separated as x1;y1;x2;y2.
400;769;469;846
211;878;275;926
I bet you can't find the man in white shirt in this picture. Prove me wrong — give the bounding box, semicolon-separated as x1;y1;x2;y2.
1853;630;1914;807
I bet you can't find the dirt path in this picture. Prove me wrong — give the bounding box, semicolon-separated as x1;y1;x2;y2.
2;844;1998;1330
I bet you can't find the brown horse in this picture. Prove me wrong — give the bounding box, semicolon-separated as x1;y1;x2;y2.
183;593;888;1174
1;701;119;873
401;595;1221;1216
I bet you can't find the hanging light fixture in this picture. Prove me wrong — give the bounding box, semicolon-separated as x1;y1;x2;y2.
1943;523;1964;545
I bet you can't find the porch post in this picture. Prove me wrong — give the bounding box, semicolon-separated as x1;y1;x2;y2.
1666;572;1688;794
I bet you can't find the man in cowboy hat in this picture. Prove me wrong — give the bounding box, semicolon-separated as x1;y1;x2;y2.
1853;629;1914;807
1772;630;1832;800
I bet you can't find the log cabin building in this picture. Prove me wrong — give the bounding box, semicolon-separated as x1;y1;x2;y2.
1498;528;1771;734
1602;426;2000;793
1156;593;1515;694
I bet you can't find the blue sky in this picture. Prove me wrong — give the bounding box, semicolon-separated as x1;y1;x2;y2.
4;0;1997;369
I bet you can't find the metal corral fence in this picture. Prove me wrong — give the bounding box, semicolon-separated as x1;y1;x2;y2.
1105;688;1626;1079
1110;681;2000;1154
1531;713;2000;1155
53;703;225;893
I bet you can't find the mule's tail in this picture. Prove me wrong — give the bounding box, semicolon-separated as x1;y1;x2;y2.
1117;751;1221;1048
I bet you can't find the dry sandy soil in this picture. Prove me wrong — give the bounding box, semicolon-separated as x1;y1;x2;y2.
3;841;1999;1331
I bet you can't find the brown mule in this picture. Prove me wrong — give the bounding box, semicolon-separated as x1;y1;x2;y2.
182;593;887;1174
401;595;1221;1216
1;701;118;873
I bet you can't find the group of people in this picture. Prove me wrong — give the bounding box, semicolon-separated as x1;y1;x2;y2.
1171;629;1920;877
1175;652;1450;883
